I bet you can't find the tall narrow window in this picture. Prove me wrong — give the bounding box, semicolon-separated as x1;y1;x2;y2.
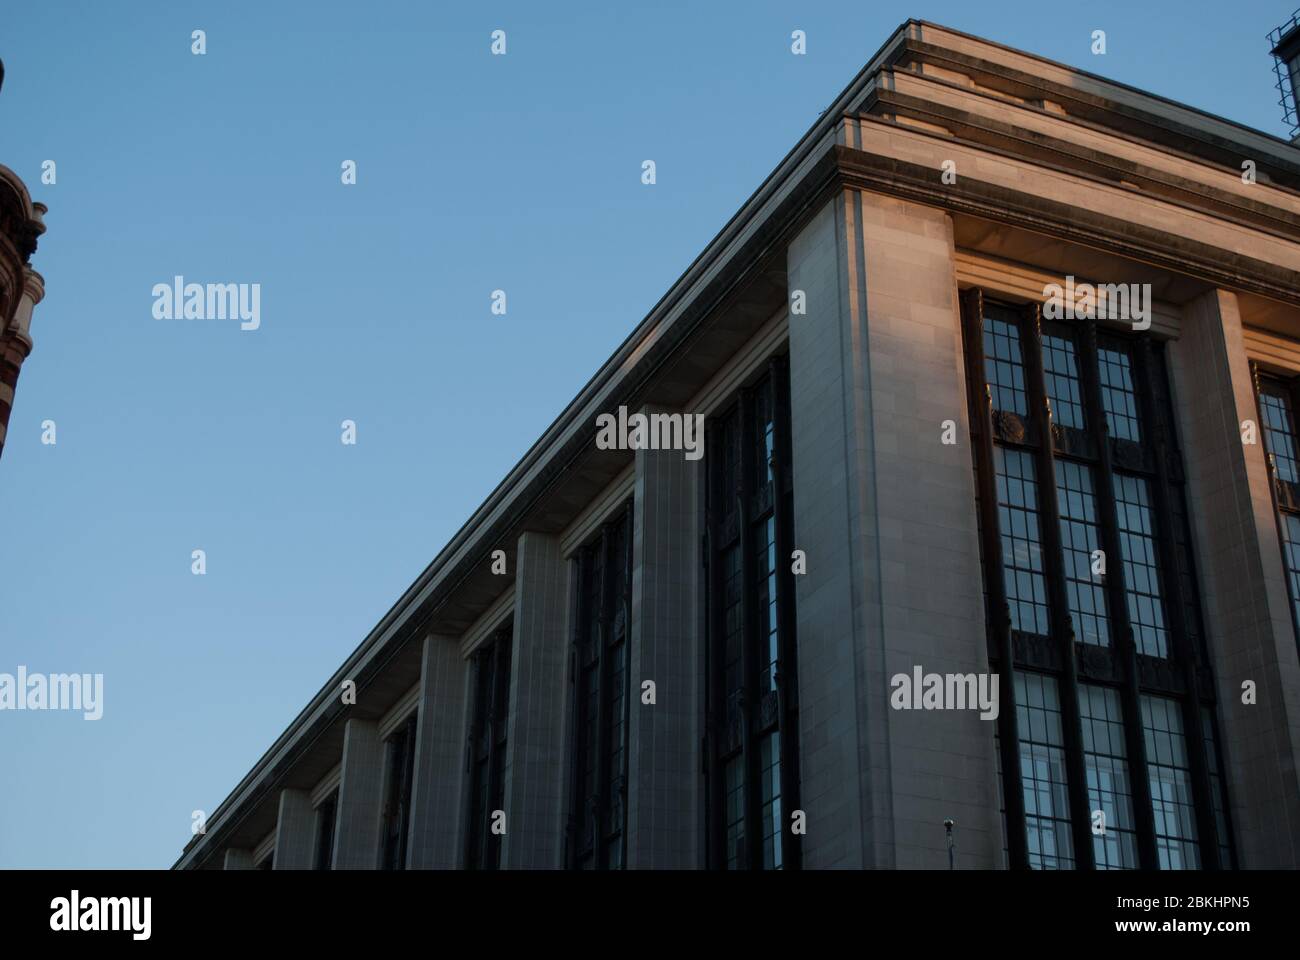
1256;374;1300;645
995;447;1051;636
1141;695;1201;869
313;790;338;871
1056;461;1110;646
465;627;512;870
1079;685;1137;869
1113;474;1169;658
705;357;799;870
380;713;417;870
1016;673;1075;869
961;290;1233;870
1098;342;1141;442
567;502;632;869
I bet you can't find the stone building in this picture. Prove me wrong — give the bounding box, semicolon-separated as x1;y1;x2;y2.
176;21;1300;870
0;62;48;465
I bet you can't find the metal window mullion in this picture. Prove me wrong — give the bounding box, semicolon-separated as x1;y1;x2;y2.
770;355;801;870
1135;340;1221;868
1022;304;1096;869
591;526;612;869
1255;364;1300;656
704;424;726;869
1078;323;1160;870
960;288;1029;870
563;548;588;868
737;387;761;870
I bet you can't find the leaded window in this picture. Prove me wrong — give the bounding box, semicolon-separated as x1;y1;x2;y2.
1254;372;1300;649
465;627;512;870
313;789;338;871
380;713;417;870
566;502;632;869
962;289;1233;870
705;356;800;870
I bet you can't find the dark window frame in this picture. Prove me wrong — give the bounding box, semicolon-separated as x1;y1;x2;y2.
1251;367;1300;656
464;625;512;870
313;788;338;871
565;501;634;869
380;712;418;870
961;289;1235;870
703;354;800;870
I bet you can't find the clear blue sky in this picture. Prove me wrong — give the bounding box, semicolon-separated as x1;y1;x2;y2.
0;0;1291;868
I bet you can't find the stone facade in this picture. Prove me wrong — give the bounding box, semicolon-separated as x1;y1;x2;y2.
175;21;1300;871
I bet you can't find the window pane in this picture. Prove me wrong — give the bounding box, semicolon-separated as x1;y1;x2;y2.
1113;473;1169;657
995;447;1051;635
983;311;1029;415
1015;673;1075;869
1098;344;1141;442
1042;325;1085;429
1079;685;1137;869
1141;695;1201;869
1260;382;1300;484
1055;460;1110;646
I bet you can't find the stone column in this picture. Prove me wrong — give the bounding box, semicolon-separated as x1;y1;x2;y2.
1167;288;1300;867
501;531;570;868
331;718;384;868
406;633;471;868
785;189;1002;868
271;789;317;869
626;406;703;867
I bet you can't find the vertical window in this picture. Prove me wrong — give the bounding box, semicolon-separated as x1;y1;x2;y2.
1042;324;1085;429
466;627;512;870
313;790;338;871
380;713;417;870
1113;474;1169;658
1015;673;1075;869
1259;382;1300;483
1142;695;1201;869
1098;343;1140;442
706;359;799;870
1078;685;1137;869
1055;460;1110;646
994;446;1051;636
567;503;632;870
1257;376;1300;644
962;291;1233;870
984;311;1029;415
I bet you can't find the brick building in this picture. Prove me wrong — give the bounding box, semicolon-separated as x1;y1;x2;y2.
176;21;1300;871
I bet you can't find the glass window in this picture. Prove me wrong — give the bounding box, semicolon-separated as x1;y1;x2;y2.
466;629;512;870
1042;325;1085;429
1113;474;1169;658
994;446;1051;635
1098;344;1141;442
1260;381;1300;484
1141;696;1201;869
1056;460;1110;646
380;714;417;870
1015;673;1075;870
1078;685;1137;869
313;790;338;871
983;312;1029;415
